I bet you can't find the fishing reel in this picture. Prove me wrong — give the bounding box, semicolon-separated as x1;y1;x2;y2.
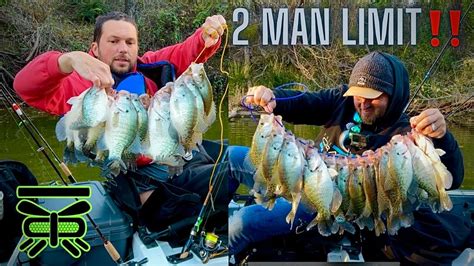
192;231;228;263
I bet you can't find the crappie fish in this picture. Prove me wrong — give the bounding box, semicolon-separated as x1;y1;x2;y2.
189;62;216;125
170;80;199;159
386;135;415;233
253;116;285;209
182;75;208;137
360;152;385;236
131;93;149;143
404;133;442;212
146;84;185;171
71;87;108;129
411;130;453;211
332;156;356;234
274;134;305;229
304;148;340;236
248;114;274;167
347;160;374;230
103;91;139;177
56;89;90;163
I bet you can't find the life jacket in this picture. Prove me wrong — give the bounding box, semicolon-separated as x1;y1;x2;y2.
113;60;176;95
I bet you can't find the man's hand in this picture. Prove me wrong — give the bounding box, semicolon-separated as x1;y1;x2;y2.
58;51;115;94
245;86;276;113
410;108;447;139
201;15;226;48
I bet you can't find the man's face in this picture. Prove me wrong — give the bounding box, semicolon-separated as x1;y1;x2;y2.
92;20;138;74
353;93;389;125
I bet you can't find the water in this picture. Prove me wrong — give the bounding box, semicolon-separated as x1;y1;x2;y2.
0;106;228;184
0;108;472;189
229;117;474;189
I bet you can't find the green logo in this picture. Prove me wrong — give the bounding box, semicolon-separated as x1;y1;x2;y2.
16;186;92;258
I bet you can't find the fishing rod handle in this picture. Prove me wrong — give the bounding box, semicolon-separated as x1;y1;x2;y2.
59;162;72;177
104;240;123;263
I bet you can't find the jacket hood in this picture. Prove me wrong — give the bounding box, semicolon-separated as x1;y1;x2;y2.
377;52;410;127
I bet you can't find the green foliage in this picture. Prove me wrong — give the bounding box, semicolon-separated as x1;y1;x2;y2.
66;0;109;23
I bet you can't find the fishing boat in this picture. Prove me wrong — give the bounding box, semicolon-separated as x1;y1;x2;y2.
229;189;474;264
1;139;229;266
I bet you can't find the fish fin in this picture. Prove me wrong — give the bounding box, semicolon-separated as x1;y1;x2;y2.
127;136;143;155
355;215;374;231
253;191;264;205
362;201;372;218
387;213;401;235
168;165;184;177
252;168;265;195
102;158;127;178
191;132;203;146
399;210;414;228
439;189;453;212
436;164;453;189
264;196;277;211
435;148;446;156
337;219;356;235
286;192;302;230
328;168;338;178
306;216;319;232
74;148;89;163
70;120;88;130
63;144;77;164
95;133;107;152
315;213;333;236
407;178;419;202
374;218;386;237
206;102;216;126
331;188;343;214
55;116;67;141
67;95;81;105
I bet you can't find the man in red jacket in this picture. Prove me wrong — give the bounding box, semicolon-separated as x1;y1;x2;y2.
13;11;230;233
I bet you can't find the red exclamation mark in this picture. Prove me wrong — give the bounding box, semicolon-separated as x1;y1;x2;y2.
430;10;441;47
450;10;461;47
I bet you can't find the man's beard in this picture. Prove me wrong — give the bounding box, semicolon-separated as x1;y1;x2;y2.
111;64;133;75
361;113;376;125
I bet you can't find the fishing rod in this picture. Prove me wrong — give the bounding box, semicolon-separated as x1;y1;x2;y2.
0;85;124;264
404;1;473;113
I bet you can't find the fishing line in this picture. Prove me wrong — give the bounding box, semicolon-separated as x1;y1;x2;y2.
404;1;473;113
203;23;230;234
1;86;123;263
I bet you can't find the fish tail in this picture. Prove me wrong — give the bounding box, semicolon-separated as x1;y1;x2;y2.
75;149;89;163
439;189;453;212
63;145;77;164
317;219;333;237
399;211;414;228
264;196;277;211
374;217;386;237
82;142;94;157
102;158;127;178
355;215;374;231
387;213;401;235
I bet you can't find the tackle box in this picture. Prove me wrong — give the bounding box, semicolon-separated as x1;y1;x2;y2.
34;181;133;265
